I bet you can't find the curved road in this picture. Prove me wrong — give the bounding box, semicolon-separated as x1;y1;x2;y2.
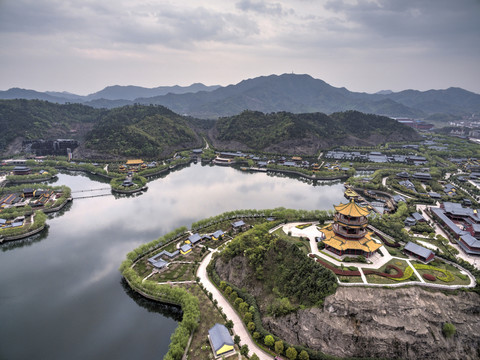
197;251;273;360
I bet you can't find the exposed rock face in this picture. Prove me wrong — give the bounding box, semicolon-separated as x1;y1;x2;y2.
263;287;480;360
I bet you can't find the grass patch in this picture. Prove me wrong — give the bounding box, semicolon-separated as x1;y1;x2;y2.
272;227;301;241
365;274;400;284
180;283;231;360
133;260;152;278
412;260;471;286
363;259;412;284
338;275;363;283
203;236;231;250
385;246;408;258
295;223;312;230
271;227;310;254
152;247;205;283
318;250;343;262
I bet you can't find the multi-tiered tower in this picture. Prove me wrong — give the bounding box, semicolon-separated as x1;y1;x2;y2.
321;200;381;258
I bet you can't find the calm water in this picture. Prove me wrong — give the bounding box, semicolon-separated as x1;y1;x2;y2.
0;163;345;360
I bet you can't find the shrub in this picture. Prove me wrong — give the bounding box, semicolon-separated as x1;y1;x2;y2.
275;340;284;355
442;322;456;338
234;335;241;345
423;273;436;281
413;264;455;282
391;266;414;281
240;344;249;356
298;350;309;360
286;346;298;360
264;335;275;347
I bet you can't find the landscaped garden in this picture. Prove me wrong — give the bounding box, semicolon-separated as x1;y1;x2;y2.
181;283;242;360
412;260;471;286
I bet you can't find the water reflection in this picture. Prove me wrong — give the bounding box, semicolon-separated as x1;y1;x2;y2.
120;278;183;321
0;163;346;360
0;227;49;252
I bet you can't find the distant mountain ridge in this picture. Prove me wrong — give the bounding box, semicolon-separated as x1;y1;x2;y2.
0;99;420;157
0;83;220;104
1;74;479;119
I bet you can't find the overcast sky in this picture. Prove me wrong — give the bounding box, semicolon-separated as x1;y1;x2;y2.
0;0;479;95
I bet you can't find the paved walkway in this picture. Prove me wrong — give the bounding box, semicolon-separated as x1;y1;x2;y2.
406;259;425;283
197;252;273;360
281;222;394;269
358;268;367;283
279;221;477;288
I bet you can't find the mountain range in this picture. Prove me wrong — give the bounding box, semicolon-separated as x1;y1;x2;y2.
1;74;479;119
0;100;419;157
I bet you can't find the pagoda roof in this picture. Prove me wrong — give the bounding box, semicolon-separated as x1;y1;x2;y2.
344;188;359;198
334;200;370;217
321;226;382;253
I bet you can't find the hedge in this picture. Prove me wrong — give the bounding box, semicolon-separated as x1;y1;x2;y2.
413;264;455;282
315;259;361;276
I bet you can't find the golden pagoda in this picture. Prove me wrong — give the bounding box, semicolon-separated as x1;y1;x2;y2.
321;200;381;258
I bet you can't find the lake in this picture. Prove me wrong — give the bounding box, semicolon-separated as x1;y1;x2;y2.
0;163;345;360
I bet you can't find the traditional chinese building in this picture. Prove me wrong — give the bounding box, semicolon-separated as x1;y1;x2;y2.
321;200;381;258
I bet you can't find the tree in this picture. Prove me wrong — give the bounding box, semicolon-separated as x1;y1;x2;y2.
298;350;309;360
443;322;456;338
250;354;260;360
234;297;243;308
234;335;241;345
225;286;232;296
239;302;249;314
253;331;261;340
225;320;234;330
264;335;275;347
243;312;253;323
247;322;255;332
240;344;249;356
275;340;284;355
286;346;298;360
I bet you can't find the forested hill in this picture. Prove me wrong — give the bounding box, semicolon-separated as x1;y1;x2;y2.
0;99;419;158
209;110;421;154
0;99;105;152
0;100;203;158
84;105;203;157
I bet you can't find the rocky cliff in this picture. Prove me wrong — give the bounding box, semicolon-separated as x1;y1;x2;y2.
263;287;480;360
215;255;480;359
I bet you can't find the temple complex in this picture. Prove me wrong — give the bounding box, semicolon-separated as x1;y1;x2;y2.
321;200;381;258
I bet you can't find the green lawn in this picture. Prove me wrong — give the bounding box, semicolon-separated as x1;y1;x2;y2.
338;275;363;283
384;246;408;258
272;228;310;254
181;283;235;360
412;260;471;286
133;260;152;278
363;259;411;285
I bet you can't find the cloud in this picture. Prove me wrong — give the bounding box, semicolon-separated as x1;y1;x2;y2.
236;0;287;16
324;0;480;54
0;0;479;93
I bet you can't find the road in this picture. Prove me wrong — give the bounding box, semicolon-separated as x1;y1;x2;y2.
197;252;273;360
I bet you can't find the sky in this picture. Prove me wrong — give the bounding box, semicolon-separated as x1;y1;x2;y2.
0;0;479;95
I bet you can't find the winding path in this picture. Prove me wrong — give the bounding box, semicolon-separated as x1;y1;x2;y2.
197;252;273;360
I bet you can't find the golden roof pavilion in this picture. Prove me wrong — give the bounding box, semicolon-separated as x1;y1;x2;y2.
322;200;381;258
